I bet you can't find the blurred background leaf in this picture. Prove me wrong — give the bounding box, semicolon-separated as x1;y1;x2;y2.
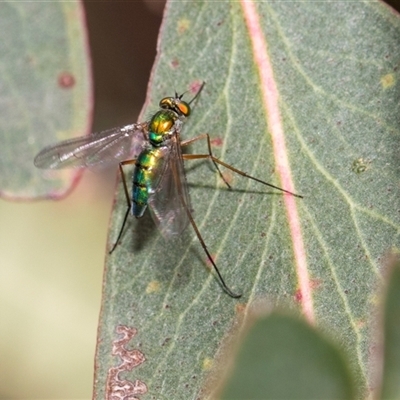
0;1;162;398
0;2;91;198
379;256;400;399
217;312;355;400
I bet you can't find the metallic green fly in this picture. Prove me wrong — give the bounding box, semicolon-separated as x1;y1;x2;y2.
34;83;302;298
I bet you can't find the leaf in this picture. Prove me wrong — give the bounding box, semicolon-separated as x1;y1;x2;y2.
94;1;400;399
95;2;400;399
216;312;355;400
379;256;400;399
0;2;91;199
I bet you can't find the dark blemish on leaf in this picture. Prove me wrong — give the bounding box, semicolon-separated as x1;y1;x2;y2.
189;80;203;95
352;158;370;174
261;232;266;237
162;337;171;346
171;58;179;69
310;279;322;290
217;19;224;26
58;72;75;88
337;121;342;126
356;320;366;329
210;137;223;147
294;289;302;302
235;303;246;314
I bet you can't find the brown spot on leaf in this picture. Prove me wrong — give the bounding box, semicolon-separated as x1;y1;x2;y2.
189;80;203;95
310;279;322;290
58;72;75;88
210;137;223;147
294;289;302;302
170;58;179;69
235;303;247;314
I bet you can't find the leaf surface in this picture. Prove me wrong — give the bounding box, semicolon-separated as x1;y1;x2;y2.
379;258;400;399
218;313;355;400
91;1;400;398
0;2;91;199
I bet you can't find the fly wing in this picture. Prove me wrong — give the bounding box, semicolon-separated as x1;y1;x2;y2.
34;123;147;169
148;135;191;240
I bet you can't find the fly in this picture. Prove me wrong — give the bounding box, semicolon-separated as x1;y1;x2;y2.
34;82;302;298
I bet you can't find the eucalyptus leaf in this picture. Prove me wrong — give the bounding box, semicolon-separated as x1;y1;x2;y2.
95;1;400;399
0;1;91;198
379;258;400;399
217;313;355;400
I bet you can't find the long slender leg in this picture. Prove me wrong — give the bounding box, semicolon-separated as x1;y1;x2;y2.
172;154;241;298
181;133;231;188
185;207;242;298
109;159;136;254
182;153;303;198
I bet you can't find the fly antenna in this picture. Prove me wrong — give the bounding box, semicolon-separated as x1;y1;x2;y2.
188;81;206;105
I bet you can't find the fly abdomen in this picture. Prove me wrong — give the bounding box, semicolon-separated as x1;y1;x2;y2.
132;180;148;218
132;148;165;218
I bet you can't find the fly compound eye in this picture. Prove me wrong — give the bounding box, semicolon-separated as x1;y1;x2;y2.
160;97;174;109
176;100;191;117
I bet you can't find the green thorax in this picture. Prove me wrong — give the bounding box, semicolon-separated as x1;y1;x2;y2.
148;110;178;146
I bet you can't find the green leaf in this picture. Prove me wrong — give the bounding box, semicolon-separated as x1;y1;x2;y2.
0;2;91;199
379;256;400;399
217;312;355;399
94;1;400;399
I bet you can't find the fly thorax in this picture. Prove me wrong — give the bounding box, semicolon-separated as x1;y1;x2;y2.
148;110;177;146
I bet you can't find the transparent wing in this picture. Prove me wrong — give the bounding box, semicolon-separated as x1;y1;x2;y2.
148;136;191;239
34;123;147;169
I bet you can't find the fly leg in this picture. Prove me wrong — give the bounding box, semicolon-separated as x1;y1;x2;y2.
109;159;136;254
172;155;242;298
182;149;303;198
184;204;242;298
181;133;232;189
